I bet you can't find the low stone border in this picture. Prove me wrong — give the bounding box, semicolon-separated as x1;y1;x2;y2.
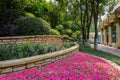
0;45;79;74
91;54;120;71
99;57;120;71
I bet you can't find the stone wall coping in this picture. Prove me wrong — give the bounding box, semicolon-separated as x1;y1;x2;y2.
0;35;61;40
0;45;79;68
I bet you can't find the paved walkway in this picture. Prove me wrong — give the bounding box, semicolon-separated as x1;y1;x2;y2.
90;44;120;57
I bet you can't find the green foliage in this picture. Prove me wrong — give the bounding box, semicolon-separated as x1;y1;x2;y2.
73;31;82;37
0;45;8;60
16;17;51;35
23;12;36;17
0;42;61;61
46;44;60;53
50;29;60;35
33;43;47;54
17;42;37;58
56;25;64;31
65;29;73;36
63;42;75;48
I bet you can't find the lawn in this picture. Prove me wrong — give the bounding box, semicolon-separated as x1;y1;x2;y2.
0;52;120;80
79;44;120;66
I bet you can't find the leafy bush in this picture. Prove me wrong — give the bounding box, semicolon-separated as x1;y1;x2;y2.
56;25;64;31
17;42;37;58
16;17;51;35
33;43;47;54
46;44;60;53
50;29;60;35
63;42;75;48
23;12;36;17
66;29;73;36
0;42;75;61
0;42;61;61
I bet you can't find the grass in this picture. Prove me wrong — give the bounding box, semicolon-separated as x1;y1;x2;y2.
79;44;120;66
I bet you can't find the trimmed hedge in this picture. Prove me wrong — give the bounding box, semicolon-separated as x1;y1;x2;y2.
50;29;60;35
16;17;51;35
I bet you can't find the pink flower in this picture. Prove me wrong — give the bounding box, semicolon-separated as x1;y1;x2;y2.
0;52;120;80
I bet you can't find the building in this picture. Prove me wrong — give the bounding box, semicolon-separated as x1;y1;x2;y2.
100;1;120;48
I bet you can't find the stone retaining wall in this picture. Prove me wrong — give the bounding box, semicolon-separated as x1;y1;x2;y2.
0;35;62;46
0;45;79;74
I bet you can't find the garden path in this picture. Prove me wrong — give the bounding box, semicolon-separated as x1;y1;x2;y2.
98;44;120;57
90;44;120;57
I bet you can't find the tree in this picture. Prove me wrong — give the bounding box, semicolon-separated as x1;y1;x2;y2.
67;0;92;44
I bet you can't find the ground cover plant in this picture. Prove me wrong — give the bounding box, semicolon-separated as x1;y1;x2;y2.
0;52;119;80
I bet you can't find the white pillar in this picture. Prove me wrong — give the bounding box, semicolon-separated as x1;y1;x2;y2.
100;30;103;44
108;27;112;46
116;23;120;48
103;28;107;45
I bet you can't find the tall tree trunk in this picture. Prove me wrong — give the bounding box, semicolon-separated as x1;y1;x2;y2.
82;27;85;44
94;2;99;50
91;0;99;50
94;17;98;50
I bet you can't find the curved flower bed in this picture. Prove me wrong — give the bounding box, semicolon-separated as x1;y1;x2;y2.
0;52;120;80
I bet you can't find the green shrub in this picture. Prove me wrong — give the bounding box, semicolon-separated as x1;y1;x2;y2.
66;29;73;36
46;44;60;53
0;45;7;60
17;42;37;58
0;42;62;61
50;29;60;35
33;43;47;54
0;42;75;61
24;12;36;17
63;42;75;48
56;25;64;31
16;17;51;35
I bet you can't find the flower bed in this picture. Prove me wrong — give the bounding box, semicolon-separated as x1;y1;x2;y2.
0;52;120;80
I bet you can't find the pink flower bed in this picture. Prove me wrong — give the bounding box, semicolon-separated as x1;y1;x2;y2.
0;52;120;80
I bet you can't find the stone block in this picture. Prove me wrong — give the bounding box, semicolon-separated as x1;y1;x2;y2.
0;43;7;45
24;39;28;41
35;61;44;65
16;42;22;44
17;39;23;42
3;40;10;42
13;65;25;71
45;59;51;62
51;59;56;62
10;42;16;44
26;63;35;69
11;40;17;42
0;40;3;43
0;67;12;74
34;41;42;43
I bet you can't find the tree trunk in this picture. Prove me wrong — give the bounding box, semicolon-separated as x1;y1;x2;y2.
82;26;85;44
94;18;98;50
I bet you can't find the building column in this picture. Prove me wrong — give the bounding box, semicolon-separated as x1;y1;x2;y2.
116;23;120;48
100;30;104;44
103;28;107;45
108;26;112;46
